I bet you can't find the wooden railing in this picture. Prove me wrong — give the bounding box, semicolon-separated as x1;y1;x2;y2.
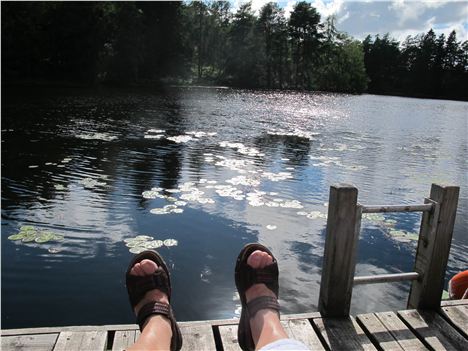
318;183;460;317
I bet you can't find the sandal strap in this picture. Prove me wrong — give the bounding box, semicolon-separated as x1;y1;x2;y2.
245;264;278;293
246;296;280;319
127;268;170;307
136;301;171;330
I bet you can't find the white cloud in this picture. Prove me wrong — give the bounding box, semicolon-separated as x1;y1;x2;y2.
229;1;468;41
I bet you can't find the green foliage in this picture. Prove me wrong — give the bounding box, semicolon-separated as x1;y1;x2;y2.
365;29;468;99
2;1;466;98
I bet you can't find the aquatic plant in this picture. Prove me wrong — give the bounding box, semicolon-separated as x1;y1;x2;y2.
8;226;64;244
124;235;178;253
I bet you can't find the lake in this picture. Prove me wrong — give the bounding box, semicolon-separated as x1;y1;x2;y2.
1;87;467;329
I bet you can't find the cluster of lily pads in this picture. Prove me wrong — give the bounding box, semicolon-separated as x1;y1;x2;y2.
8;226;64;244
362;213;420;243
79;177;107;189
143;129;216;143
76;132;117;141
219;141;264;157
124;235;178;254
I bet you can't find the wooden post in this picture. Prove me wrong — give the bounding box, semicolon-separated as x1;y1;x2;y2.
408;184;460;310
319;184;361;317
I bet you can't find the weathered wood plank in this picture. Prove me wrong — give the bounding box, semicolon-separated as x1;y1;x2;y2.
217;324;239;351
112;330;138;351
0;313;321;337
408;184;459;310
1;325;138;336
319;184;360;317
398;309;468;350
375;311;427;350
440;299;468;307
357;313;404;350
281;319;325;350
1;334;58;351
439;305;468;338
180;323;216;351
53;331;107;351
312;316;377;350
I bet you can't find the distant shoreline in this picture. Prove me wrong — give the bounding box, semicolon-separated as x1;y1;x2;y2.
2;81;467;102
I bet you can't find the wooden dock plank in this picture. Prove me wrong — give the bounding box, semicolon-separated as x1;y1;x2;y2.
281;319;325;350
180;323;216;351
398;309;468;350
439;305;468;339
217;324;239;351
112;330;139;351
357;313;405;350
1;334;58;351
375;311;427;350
53;331;107;351
312;316;377;350
440;300;468;307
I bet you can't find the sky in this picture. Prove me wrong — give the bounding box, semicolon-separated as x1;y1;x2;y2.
232;0;468;41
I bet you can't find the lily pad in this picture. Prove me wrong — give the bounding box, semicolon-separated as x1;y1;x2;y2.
22;233;37;242
35;232;57;243
144;240;164;249
10;226;64;245
129;247;146;254
8;233;27;241
163;239;178;247
135;235;154;241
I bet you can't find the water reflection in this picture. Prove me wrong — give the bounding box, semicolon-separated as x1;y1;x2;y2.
2;87;467;328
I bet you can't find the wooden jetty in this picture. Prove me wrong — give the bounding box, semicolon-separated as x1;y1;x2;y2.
2;183;467;350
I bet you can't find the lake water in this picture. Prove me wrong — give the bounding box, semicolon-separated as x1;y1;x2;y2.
2;87;467;329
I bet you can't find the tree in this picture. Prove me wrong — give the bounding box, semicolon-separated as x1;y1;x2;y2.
257;2;288;88
225;2;260;87
288;1;323;89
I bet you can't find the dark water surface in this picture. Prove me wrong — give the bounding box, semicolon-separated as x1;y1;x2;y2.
2;87;467;329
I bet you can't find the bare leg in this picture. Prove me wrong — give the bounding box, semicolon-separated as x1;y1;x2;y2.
245;250;288;350
127;259;172;351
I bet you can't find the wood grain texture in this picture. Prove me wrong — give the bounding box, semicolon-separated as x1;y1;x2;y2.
217;324;239;351
409;184;459;310
312;316;377;350
53;331;107;351
398;309;468;350
1;334;58;351
180;323;216;351
439;305;468;338
281;319;325;350
319;184;360;317
357;313;404;350
112;330;138;351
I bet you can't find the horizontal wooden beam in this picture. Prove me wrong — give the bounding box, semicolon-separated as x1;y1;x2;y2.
361;204;433;213
353;272;419;285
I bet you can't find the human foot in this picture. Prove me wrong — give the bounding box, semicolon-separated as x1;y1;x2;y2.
244;250;278;303
129;259;171;328
235;244;286;351
126;250;182;351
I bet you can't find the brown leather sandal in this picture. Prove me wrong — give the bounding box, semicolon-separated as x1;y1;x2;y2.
235;243;280;351
126;250;183;351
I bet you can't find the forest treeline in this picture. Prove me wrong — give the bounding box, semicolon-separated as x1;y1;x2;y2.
2;1;467;99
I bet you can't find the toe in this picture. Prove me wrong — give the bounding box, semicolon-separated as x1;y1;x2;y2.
247;250;262;269
259;252;273;268
140;259;158;275
247;250;273;269
131;262;145;276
